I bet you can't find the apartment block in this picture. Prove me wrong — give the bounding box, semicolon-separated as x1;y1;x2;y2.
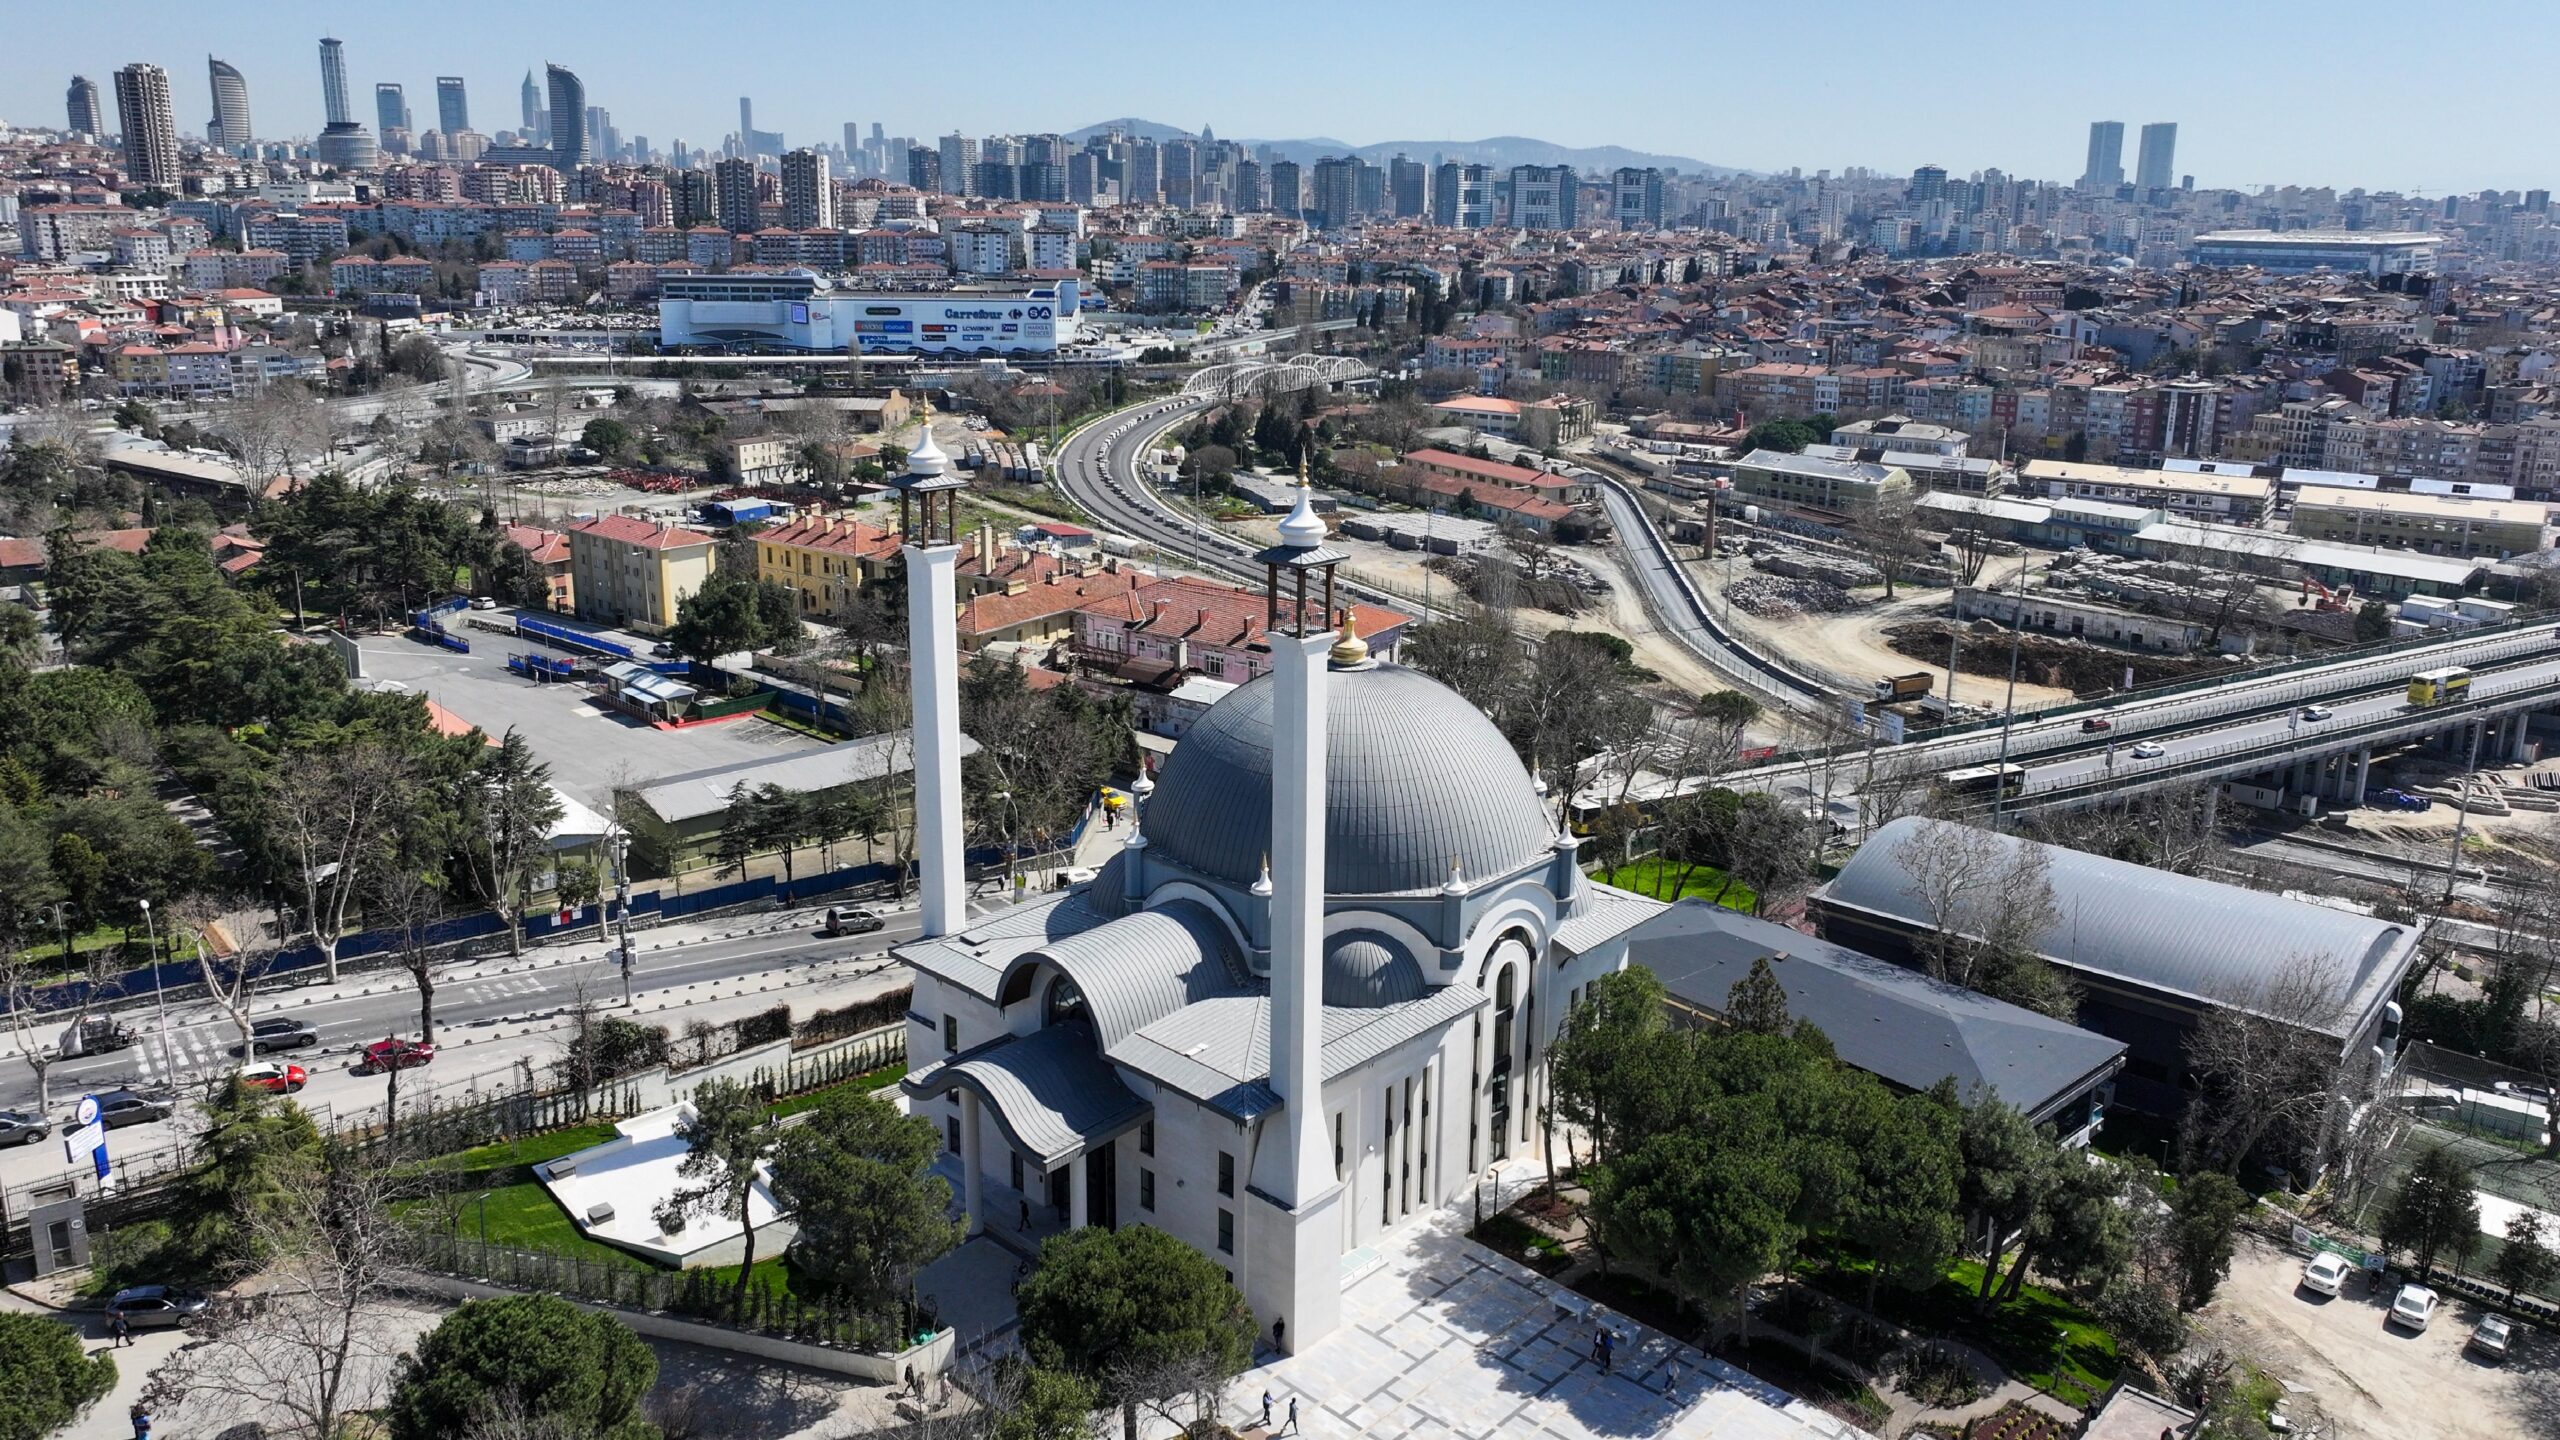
2289;489;2546;559
566;515;717;631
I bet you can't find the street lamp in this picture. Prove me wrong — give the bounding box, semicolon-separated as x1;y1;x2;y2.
613;833;635;1007
138;899;177;1084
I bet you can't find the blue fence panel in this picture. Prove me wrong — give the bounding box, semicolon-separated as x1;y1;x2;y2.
519;615;638;662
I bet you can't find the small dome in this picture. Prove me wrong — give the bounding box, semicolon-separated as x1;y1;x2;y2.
1144;662;1554;896
1276;485;1327;549
906;423;949;477
1323;930;1426;1007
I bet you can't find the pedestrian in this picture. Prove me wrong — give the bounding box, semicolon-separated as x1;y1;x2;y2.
1284;1395;1299;1436
1599;1328;1615;1374
111;1310;130;1347
130;1402;150;1440
1592;1325;1607;1367
1261;1390;1275;1431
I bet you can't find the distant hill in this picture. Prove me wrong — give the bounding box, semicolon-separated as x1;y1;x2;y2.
1064;119;1735;177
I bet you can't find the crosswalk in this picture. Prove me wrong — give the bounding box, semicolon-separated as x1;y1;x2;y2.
128;1021;241;1086
448;974;550;1009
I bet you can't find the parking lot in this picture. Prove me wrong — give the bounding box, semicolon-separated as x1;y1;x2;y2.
2197;1235;2558;1440
353;624;828;803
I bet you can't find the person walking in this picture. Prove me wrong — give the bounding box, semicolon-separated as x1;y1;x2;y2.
130;1402;151;1440
110;1311;131;1347
1018;1197;1030;1232
1261;1390;1275;1431
1284;1396;1299;1436
1598;1328;1615;1374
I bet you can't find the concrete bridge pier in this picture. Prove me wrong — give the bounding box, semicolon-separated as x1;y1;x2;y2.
2349;748;2371;806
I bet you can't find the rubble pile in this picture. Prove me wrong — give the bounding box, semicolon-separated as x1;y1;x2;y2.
1726;574;1859;616
1753;548;1882;589
2042;549;2248;611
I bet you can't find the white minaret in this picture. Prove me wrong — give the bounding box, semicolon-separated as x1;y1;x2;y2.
895;416;967;939
1245;476;1347;1354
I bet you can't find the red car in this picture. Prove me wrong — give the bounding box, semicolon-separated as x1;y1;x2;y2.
235;1061;307;1093
363;1037;436;1072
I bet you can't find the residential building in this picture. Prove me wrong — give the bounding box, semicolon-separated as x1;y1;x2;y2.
503;523;572;610
780;148;834;229
1610;167;1663;229
1507;165;1578;230
1388;155;1429;219
713;157;759;232
1433;162;1490;229
2289;489;2546;559
113;63;180;187
722;435;805;488
565;514;716;630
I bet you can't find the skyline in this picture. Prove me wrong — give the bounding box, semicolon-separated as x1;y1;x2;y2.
14;0;2560;195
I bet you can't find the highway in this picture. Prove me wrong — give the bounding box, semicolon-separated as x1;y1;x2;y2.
0;902;944;1195
1595;478;1837;710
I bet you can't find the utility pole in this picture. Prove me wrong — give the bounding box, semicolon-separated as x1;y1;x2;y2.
1989;556;2029;833
613;833;635;1007
2440;721;2485;905
138;899;177;1085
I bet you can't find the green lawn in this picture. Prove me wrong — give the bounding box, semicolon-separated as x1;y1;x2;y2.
1802;1248;2119;1409
1597;857;1757;911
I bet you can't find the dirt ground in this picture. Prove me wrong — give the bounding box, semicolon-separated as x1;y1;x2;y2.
2193;1235;2558;1440
1709;553;2080;711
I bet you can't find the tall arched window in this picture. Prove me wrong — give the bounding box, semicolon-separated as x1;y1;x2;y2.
1044;974;1090;1033
1489;963;1517;1161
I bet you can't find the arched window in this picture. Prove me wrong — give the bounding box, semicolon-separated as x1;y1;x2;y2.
1044;974;1089;1033
1491;964;1517;1074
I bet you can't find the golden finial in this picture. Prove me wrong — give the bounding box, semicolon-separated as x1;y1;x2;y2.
1297;449;1308;482
1329;606;1369;667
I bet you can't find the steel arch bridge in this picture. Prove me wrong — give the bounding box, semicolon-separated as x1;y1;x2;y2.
1183;353;1370;399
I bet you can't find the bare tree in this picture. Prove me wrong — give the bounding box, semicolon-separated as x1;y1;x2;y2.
1948;526;1997;587
0;948;63;1114
145;1144;410;1440
178;897;279;1058
1889;819;2074;1016
1851;485;1926;600
369;862;447;1046
2178;951;2357;1175
267;742;415;982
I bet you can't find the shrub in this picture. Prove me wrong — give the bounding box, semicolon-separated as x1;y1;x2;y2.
0;1311;116;1440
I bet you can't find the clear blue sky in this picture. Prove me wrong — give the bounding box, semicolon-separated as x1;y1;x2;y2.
13;0;2551;194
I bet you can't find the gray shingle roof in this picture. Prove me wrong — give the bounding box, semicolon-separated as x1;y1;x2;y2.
1822;817;2420;1039
1141;662;1557;896
1625;903;2125;1119
901;1025;1145;1168
1109;985;1488;1123
1024;901;1251;1049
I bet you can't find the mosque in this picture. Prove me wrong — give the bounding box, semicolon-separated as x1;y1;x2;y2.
885;435;1661;1353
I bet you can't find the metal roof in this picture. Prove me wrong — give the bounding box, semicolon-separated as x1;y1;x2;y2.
902;1025;1145;1168
1008;901;1251;1050
1142;662;1557;896
1551;885;1671;955
634;729;976;824
1109;985;1488;1123
1821;818;2420;1040
1625;903;2124;1119
897;891;1107;1001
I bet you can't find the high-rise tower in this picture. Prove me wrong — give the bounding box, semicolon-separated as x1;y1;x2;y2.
206;57;251;150
315;38;376;169
544;63;587;166
436;76;469;136
112;63;179;185
66;75;105;136
2135;122;2177;194
318;37;353;125
519;70;542;133
2081;120;2124;190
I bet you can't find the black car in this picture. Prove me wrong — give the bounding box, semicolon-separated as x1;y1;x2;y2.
246;1017;320;1054
821;907;885;937
105;1286;209;1330
0;1110;49;1146
86;1089;177;1130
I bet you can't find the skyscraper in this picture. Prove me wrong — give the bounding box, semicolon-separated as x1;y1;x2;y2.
1433;162;1489;228
65;75;104;136
113;63;179;185
1908;164;1947;205
545;63;587;166
713;156;759;231
1268;158;1302;218
318;37;354;126
2081;120;2124;190
780;148;833;228
1388;154;1429;219
519;70;542;133
1310;157;1357;230
2135;122;2177;193
206;57;251;149
1611;167;1664;229
1506;164;1577;230
938;133;977;195
436;76;469;136
375;83;409;136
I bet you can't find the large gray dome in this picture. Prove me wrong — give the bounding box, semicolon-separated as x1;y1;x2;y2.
1142;662;1555;896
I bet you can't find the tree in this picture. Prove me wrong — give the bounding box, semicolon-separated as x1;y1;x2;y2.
654;1078;776;1321
1725;793;1810;917
386;1294;658;1440
1888;820;2073;1018
580;417;634;462
1015;1225;1256;1440
467;729;564;957
959;651;1125;884
2177;951;2355;1175
0;1310;116;1440
2489;1207;2556;1305
2378;1144;2480;1280
1723;956;1793;1035
1741;418;1822;454
2166;1171;2252;1310
2352;600;2392;643
668;569;802;662
183;1073;326;1272
180;900;280;1060
1592;1099;1800;1341
1842;1090;1963;1311
154;1139;408;1440
766;1085;962;1308
268;740;416;981
1957;1093;2057;1310
1852;484;1926;600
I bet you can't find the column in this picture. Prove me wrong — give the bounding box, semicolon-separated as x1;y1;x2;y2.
906;542;965;938
2352;748;2371;806
1067;1152;1089;1230
960;1091;984;1236
2516;712;2538;764
1264;628;1334;1207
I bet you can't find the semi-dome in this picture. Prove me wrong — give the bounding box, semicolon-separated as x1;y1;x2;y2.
1324;930;1427;1007
1143;662;1555;896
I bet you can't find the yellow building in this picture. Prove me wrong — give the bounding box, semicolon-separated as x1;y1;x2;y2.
755;513;902;617
2289;489;2547;560
565;514;717;631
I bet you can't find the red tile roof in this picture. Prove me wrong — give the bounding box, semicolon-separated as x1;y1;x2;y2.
567;515;715;550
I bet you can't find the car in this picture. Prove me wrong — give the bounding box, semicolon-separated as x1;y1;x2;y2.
363;1036;436;1071
2300;704;2333;721
2131;741;2166;760
2388;1283;2440;1331
236;1061;308;1094
2493;1080;2556;1106
2467;1312;2515;1359
83;1089;177;1130
2079;717;2114;733
470;596;498;611
106;1286;209;1330
0;1110;50;1146
2299;1251;2354;1296
246;1017;320;1053
820;907;885;937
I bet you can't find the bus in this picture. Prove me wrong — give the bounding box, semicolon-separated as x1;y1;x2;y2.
2407;666;2472;707
1937;762;2027;799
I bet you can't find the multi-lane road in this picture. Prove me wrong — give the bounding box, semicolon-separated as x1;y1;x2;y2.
0;903;945;1195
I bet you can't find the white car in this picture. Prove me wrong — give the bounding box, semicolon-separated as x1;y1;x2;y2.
2300;1251;2353;1296
2299;704;2333;721
2131;741;2166;760
2471;1314;2513;1359
2388;1283;2439;1332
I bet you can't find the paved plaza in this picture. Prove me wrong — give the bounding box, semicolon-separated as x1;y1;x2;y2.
1225;1168;1873;1440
